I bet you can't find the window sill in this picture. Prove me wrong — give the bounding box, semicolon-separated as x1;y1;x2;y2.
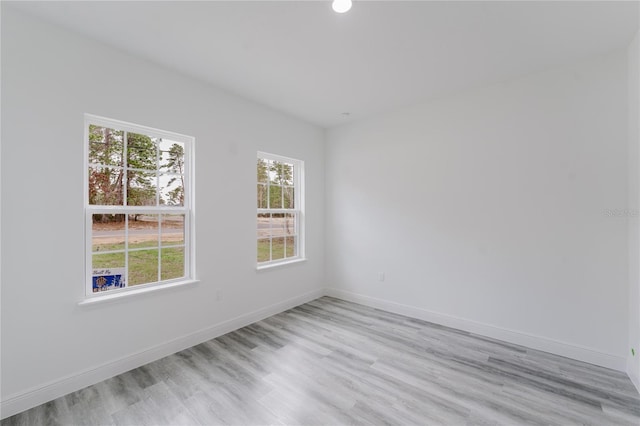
78;279;199;306
256;258;307;271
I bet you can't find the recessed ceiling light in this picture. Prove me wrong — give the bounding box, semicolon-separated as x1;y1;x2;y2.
332;0;352;14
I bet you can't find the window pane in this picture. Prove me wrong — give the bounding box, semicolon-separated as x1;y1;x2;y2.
127;132;158;171
128;249;159;286
161;247;184;280
271;161;282;184
271;213;285;238
269;185;283;208
257;159;269;183
128;214;159;249
159;140;185;174
285;236;297;258
257;184;267;208
257;239;270;262
283;186;295;209
89;125;123;166
160;174;184;206
282;163;294;186
93;252;125;270
127;171;157;206
92;214;125;252
89;166;124;205
270;161;279;183
161;214;184;246
272;237;285;260
257;214;269;239
285;213;296;236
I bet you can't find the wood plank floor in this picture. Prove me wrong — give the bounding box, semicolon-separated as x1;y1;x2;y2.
3;296;640;425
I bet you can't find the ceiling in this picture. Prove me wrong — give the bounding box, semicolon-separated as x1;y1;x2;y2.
6;1;640;128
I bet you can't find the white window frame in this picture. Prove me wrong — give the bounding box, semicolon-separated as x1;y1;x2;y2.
83;114;196;300
257;151;305;268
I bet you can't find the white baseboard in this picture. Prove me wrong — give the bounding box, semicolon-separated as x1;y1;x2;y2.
0;288;324;420
325;288;627;372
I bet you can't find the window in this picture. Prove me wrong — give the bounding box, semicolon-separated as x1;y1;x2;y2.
85;114;194;297
257;152;304;266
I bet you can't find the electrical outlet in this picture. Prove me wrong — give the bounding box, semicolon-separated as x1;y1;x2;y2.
378;272;385;282
216;289;222;302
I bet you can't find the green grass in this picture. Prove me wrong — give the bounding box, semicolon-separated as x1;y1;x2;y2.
128;250;158;285
257;240;271;262
93;247;184;286
92;252;125;268
160;248;185;281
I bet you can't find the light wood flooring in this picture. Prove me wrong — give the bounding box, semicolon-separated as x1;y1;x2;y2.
3;296;640;425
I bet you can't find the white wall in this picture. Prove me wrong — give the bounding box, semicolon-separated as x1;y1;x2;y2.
326;51;629;370
628;30;640;392
0;7;324;416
